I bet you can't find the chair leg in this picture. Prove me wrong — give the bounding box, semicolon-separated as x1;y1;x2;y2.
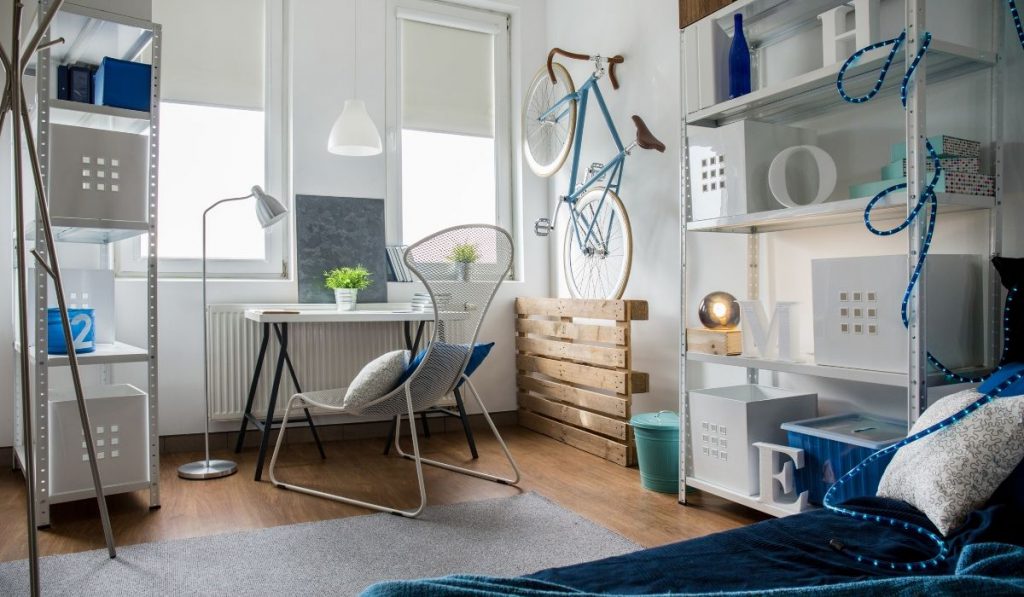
383;415;400;456
270;387;428;518
394;376;520;485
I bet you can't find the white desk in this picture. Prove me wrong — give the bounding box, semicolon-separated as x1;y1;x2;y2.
237;303;443;480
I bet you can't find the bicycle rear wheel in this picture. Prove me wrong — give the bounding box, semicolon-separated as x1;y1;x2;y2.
523;63;576;178
563;188;633;299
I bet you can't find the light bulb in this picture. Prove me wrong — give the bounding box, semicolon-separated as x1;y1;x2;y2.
711;302;727;320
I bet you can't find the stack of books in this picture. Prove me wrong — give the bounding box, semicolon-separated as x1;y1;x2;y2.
386;246;414;282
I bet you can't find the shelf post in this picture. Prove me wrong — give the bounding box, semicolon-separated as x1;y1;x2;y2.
905;0;927;423
678;30;690;504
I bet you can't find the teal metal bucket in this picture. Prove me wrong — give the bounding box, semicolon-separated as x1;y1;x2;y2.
630;410;680;494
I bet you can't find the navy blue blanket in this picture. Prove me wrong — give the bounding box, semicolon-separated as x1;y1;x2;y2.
363;497;1024;596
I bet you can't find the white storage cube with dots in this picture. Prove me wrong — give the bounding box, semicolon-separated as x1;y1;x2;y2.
48;384;149;500
48;124;148;226
687;120;816;221
811;255;983;373
690;385;817;496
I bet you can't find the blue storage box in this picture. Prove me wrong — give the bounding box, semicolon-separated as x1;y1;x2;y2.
48;308;96;354
93;57;151;112
782;413;906;505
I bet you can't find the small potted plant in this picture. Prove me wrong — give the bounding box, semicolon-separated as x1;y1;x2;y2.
448;242;479;282
324;265;372;311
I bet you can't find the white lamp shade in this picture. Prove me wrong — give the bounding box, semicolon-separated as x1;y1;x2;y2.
328;99;383;156
251;185;288;228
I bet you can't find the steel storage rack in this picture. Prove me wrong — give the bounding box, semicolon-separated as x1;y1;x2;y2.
11;0;160;528
678;0;1009;516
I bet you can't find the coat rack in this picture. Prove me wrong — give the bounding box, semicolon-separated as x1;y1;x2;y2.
2;1;117;594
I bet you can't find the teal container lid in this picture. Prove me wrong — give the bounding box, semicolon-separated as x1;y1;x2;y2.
630;410;679;430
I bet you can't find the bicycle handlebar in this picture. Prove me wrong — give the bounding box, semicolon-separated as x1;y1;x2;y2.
547;48;625;90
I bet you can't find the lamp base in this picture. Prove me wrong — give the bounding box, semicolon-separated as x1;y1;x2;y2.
177;459;238;480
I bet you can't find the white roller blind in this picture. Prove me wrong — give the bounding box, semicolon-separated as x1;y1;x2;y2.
400;19;495;138
152;0;265;109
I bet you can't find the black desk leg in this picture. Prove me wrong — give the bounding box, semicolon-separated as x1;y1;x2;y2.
453;388;478;459
254;323;288;481
273;324;326;460
236;323;271;453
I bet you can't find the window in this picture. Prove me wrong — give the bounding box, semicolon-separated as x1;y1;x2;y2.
386;0;512;247
118;0;287;277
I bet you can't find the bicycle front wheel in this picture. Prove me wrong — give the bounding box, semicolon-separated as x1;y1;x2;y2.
563;188;633;299
523;63;576;177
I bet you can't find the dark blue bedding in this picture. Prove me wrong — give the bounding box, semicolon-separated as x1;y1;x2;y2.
362;497;1024;596
527;497;1024;594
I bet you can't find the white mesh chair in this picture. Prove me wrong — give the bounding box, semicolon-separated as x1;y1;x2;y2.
268;224;520;517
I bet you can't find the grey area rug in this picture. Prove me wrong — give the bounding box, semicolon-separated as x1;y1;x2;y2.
0;493;639;596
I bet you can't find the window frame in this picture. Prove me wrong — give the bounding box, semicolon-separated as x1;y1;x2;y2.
384;0;513;250
116;0;290;279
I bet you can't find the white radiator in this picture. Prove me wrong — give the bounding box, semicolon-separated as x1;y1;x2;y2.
206;305;413;421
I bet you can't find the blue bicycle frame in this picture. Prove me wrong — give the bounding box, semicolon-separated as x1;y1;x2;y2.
538;72;629;253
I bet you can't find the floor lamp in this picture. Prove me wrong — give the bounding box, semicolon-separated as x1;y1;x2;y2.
177;186;288;480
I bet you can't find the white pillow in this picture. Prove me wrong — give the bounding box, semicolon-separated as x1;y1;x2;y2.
342;350;410;411
876;389;1024;535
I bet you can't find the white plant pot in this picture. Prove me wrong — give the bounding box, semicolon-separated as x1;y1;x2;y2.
453;262;472;282
334;288;358;311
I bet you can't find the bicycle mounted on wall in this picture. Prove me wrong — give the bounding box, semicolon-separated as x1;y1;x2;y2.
523;48;665;299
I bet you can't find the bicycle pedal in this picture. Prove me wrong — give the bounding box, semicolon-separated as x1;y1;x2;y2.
534;218;553;236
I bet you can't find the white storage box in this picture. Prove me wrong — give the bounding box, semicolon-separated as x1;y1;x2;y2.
690;385;817;495
687;120;816;221
812;255;983;373
49;124;148;227
48;384;149;499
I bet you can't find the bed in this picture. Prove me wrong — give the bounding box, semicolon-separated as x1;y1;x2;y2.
361;496;1024;596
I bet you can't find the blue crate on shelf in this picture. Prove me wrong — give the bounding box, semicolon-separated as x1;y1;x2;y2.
782;413;906;505
93;57;151;112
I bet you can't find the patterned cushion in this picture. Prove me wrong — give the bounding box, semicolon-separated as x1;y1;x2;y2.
877;389;1024;535
343;350;410;411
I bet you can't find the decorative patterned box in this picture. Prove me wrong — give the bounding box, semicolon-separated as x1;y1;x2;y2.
811;254;984;373
890;134;980;160
880;157;980;179
687;120;815;221
850;171;995;198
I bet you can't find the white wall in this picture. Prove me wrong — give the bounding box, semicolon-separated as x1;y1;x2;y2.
545;0;682;413
0;0;549;445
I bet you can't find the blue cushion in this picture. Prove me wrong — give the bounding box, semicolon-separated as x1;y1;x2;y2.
978;362;1024;397
395;342;494;389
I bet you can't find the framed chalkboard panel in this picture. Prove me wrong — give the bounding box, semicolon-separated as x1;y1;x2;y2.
295;195;388;304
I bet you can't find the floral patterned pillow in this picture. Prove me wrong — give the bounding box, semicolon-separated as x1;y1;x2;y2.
876;389;1024;536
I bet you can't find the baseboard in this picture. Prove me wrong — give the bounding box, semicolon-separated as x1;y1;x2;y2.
159;410;519;455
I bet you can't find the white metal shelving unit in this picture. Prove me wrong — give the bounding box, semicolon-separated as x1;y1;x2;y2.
11;1;160;527
679;0;1007;514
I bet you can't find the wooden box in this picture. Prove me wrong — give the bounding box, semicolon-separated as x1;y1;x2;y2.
687;328;742;356
515;298;649;466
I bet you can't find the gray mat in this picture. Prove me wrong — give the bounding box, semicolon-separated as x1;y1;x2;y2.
0;493;638;596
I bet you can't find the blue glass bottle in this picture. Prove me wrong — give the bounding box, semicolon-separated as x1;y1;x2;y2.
729;13;751;99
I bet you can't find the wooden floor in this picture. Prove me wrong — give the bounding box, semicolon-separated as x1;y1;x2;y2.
0;425;765;563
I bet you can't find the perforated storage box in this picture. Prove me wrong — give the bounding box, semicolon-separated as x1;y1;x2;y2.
811;254;983;373
690;385;817;495
48;124;148;227
48;384;149;499
783;413;907;505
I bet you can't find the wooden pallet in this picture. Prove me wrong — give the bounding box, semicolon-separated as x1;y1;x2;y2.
515;298;649;466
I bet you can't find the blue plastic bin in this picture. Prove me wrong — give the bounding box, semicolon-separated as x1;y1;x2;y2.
782;414;906;505
630;411;679;494
94;57;151;112
48;308;96;354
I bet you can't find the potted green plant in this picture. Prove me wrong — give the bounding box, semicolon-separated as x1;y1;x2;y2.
324;265;372;311
448;242;479;282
